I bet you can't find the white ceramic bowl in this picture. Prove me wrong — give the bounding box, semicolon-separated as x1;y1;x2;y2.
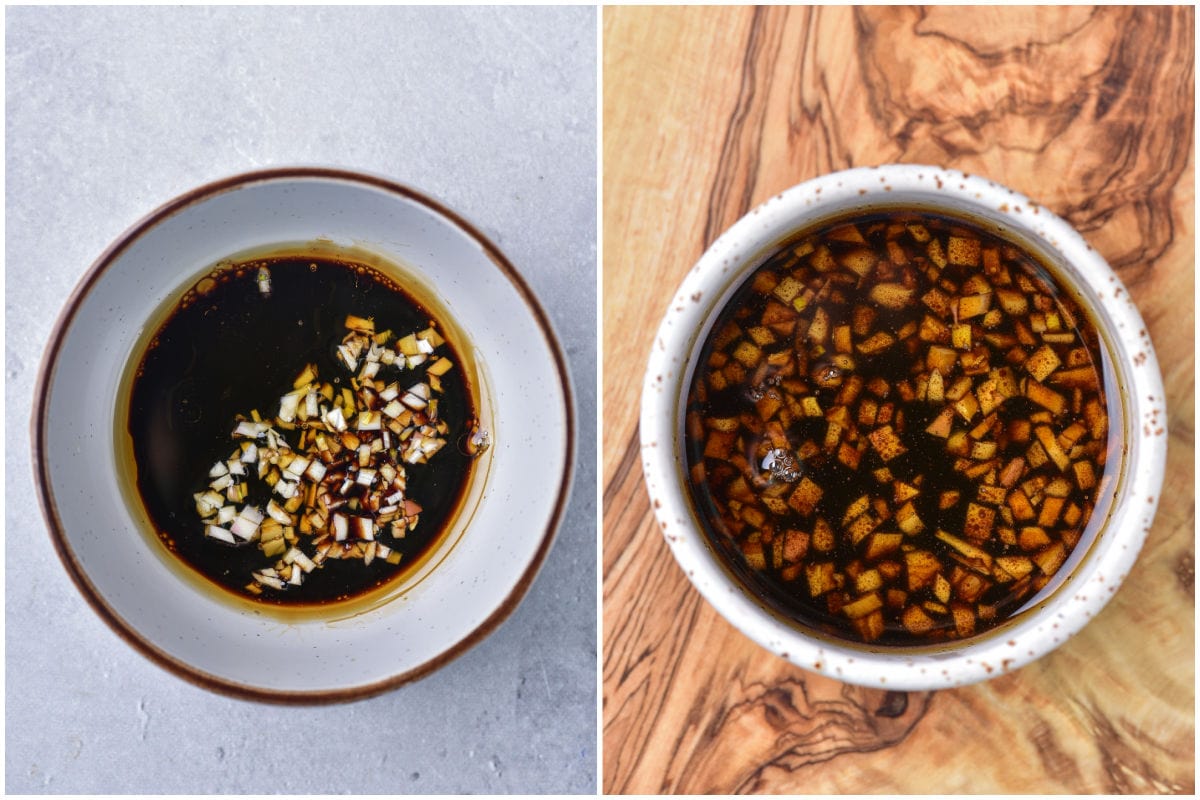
641;164;1166;690
34;167;574;702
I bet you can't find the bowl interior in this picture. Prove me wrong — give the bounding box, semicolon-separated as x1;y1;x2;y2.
642;165;1166;689
37;170;574;699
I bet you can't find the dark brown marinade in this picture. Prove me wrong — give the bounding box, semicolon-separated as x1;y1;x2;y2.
684;211;1114;646
128;256;475;605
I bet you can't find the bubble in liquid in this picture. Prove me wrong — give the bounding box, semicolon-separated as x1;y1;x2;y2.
761;447;800;482
459;427;491;457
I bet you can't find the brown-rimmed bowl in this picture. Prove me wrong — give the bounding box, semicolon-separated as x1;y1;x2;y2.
34;167;574;702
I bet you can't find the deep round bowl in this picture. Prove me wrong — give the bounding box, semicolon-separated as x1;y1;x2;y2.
34;167;574;702
641;164;1166;690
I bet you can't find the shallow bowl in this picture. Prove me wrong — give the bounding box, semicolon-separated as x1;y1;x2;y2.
35;167;574;702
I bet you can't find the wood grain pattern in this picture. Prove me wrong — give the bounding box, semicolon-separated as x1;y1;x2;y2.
602;6;1194;794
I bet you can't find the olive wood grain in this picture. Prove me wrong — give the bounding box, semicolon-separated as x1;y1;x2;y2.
602;6;1194;794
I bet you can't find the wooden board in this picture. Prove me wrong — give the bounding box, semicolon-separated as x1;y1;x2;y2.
602;6;1194;794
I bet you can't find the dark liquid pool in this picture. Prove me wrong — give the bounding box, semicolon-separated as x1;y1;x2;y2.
684;211;1116;646
128;255;476;606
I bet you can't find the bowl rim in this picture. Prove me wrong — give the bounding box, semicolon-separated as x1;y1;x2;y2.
32;165;577;704
641;163;1167;690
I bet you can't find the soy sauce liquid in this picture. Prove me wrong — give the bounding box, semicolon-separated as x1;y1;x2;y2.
128;256;476;605
684;211;1117;645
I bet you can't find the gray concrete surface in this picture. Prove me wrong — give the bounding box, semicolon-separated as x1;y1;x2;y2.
6;6;597;794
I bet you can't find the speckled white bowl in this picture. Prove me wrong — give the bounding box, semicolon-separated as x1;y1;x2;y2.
641;164;1166;690
34;167;574;702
